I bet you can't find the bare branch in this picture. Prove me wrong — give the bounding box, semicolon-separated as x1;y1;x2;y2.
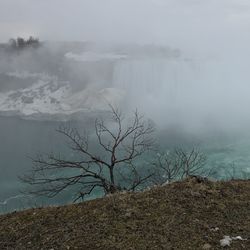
21;105;155;201
153;148;207;184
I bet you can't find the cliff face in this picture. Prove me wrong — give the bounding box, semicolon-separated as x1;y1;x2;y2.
0;178;249;249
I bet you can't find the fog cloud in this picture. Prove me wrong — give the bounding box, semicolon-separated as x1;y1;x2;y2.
1;0;250;57
1;0;250;132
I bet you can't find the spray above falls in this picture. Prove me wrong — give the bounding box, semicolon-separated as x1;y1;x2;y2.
1;41;250;133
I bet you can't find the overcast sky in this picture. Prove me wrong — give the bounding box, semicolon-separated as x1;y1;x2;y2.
1;0;250;56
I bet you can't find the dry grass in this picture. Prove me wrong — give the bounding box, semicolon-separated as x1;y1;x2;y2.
0;177;249;249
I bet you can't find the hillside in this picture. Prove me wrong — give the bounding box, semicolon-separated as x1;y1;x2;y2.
0;177;249;249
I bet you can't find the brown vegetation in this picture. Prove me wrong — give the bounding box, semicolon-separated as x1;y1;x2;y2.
0;177;249;249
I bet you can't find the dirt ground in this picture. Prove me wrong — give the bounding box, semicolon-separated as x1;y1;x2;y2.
0;177;249;249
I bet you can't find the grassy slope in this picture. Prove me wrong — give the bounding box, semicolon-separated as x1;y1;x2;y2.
0;178;249;250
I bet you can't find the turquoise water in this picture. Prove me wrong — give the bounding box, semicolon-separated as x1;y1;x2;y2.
0;116;250;214
159;127;250;179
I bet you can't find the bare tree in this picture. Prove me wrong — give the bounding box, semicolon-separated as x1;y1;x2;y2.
153;148;207;184
26;36;40;48
16;37;25;48
21;106;155;201
8;36;40;50
8;38;17;49
175;148;207;179
153;151;182;184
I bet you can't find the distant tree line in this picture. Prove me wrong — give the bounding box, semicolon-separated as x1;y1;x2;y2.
8;36;41;49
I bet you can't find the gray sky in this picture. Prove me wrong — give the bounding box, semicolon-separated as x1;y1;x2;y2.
1;0;250;56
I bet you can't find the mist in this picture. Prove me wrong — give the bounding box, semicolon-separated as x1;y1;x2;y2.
2;0;250;213
0;0;250;133
1;0;250;53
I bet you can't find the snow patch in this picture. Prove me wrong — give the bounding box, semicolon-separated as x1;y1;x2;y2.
220;236;232;247
220;235;247;247
6;71;53;80
65;51;127;62
0;71;125;119
0;78;70;116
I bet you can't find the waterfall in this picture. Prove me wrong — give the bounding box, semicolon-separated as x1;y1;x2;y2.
112;57;250;130
112;58;202;126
